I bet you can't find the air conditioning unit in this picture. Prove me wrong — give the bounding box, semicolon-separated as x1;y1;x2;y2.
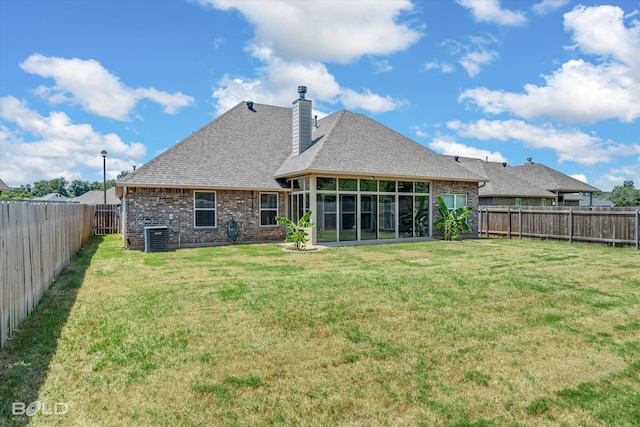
144;226;169;252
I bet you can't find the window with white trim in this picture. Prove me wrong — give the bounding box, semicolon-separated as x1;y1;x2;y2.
194;191;216;227
260;193;278;226
442;194;467;211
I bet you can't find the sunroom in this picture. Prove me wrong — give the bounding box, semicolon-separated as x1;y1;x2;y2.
288;175;432;244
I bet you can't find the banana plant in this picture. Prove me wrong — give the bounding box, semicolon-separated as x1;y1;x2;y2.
433;196;472;241
275;210;314;251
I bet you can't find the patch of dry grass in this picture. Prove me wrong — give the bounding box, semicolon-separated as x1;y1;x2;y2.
2;236;639;426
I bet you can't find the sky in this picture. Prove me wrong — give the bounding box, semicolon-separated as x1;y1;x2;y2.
1;0;639;191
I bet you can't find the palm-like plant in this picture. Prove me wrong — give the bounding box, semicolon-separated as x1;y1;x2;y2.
275;210;314;251
433;196;472;241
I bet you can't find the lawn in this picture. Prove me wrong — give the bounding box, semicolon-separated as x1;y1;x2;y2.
1;235;639;426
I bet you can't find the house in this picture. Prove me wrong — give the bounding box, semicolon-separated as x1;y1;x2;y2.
450;156;600;206
0;179;9;194
116;86;485;249
33;193;76;202
73;188;121;205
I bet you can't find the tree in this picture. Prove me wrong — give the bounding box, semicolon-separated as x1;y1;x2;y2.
31;177;69;197
117;170;130;181
69;179;92;197
609;180;640;207
433;196;472;241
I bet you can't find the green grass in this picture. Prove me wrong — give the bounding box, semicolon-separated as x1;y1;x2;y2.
1;236;639;426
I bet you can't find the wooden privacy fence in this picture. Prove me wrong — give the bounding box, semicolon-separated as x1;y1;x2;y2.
0;201;95;348
94;204;120;235
479;206;640;249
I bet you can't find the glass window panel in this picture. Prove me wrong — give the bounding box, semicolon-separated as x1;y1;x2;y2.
455;194;467;207
414;195;429;237
293;179;304;190
339;194;357;241
195;210;215;227
339;178;357;192
317;177;336;191
399;195;413;238
380;180;396;192
260;193;278;209
195;192;215;208
317;194;337;242
415;182;429;193
261;210;276;226
379;194;396;239
360;179;377;192
442;195;455;209
361;195;377;240
398;181;413;193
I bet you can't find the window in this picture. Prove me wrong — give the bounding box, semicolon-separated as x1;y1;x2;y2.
260;193;278;226
515;198;522;207
442;194;468;211
194;191;216;227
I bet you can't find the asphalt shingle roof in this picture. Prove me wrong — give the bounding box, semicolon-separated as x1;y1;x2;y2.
118;101;484;192
0;179;9;192
451;157;600;197
73;188;120;205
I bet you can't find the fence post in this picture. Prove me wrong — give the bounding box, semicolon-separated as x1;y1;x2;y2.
518;208;522;239
569;208;573;244
508;207;512;239
636;209;640;250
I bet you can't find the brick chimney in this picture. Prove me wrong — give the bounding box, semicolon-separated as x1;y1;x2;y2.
292;86;313;156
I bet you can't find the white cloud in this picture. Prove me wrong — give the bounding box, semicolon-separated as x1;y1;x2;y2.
570;173;588;183
458;5;640;124
456;0;527;26
428;136;507;162
448;119;640;166
204;0;418;116
202;0;421;63
340;88;406;114
424;60;455;74
564;5;640;71
459;49;498;77
459;59;640;123
20;54;194;120
532;0;569;15
0;96;146;186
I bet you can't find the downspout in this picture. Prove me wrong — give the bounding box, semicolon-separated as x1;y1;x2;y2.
122;186;127;248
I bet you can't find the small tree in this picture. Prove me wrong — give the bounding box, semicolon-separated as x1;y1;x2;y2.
275;210;314;251
433;196;472;241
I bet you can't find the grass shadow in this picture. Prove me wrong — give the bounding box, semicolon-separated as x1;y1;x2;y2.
0;235;103;426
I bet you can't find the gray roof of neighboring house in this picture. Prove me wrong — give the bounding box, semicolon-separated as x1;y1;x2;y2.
450;157;556;198
33;193;76;202
452;157;600;197
73;188;120;205
508;163;600;193
578;195;614;207
117;101;484;194
0;179;9;192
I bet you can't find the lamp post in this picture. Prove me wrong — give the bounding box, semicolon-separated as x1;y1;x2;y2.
101;149;107;205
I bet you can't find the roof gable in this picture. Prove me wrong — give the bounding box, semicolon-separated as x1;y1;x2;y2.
276;110;483;182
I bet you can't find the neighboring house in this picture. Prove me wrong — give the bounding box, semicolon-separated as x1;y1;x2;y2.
578;195;614;207
33;193;76;202
450;157;600;206
0;179;9;194
73;188;121;205
116;86;485;249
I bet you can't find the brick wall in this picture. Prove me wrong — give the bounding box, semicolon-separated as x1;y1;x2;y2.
123;188;287;249
432;180;479;237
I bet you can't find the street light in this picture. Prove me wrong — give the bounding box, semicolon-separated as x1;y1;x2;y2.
101;149;107;205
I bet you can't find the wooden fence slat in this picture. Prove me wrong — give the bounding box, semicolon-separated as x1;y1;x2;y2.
0;201;96;348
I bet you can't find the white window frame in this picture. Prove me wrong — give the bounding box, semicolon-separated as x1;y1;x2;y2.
442;194;467;211
194;191;217;228
260;192;279;227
